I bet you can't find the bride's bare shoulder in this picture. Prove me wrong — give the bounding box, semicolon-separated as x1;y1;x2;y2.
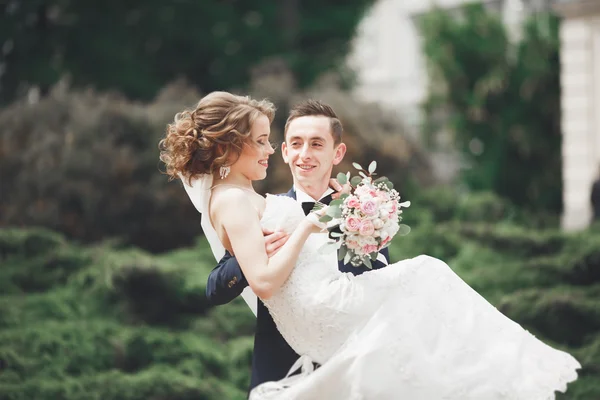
211;187;264;217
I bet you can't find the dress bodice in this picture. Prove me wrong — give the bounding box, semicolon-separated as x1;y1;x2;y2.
260;195;357;363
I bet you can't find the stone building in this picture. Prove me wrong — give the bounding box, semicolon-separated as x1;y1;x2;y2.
553;0;600;230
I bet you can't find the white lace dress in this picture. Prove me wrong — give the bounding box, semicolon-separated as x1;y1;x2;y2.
249;195;580;400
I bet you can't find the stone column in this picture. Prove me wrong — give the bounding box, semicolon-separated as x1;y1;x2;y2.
554;1;600;230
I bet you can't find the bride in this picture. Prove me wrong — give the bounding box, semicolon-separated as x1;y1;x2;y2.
159;91;580;399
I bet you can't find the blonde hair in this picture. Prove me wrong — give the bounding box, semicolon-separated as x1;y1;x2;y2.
159;91;275;183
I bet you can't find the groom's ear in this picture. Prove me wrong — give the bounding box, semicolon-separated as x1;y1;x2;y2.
333;143;346;166
281;141;289;163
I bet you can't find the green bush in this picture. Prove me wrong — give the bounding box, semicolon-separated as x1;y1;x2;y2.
0;228;253;398
455;191;515;222
0;88;204;253
110;264;211;326
497;287;600;347
2;215;600;398
0;228;66;260
0;368;245;400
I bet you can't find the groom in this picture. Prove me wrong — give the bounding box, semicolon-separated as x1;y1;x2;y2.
205;100;390;391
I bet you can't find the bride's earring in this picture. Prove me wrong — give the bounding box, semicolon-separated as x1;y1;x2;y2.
219;166;230;179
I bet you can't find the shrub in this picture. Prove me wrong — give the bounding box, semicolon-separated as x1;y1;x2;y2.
0;86;203;253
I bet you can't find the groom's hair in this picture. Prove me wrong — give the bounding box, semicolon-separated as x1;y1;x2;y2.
285;100;343;145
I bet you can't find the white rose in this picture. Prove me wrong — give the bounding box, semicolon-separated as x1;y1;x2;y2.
373;218;384;229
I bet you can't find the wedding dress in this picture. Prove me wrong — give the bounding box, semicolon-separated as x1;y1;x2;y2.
184;177;580;400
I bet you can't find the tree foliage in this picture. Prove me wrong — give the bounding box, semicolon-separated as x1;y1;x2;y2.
0;72;427;253
419;4;562;213
0;0;372;103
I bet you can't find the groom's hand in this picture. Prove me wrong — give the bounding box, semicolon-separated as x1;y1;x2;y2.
330;178;352;200
263;228;289;257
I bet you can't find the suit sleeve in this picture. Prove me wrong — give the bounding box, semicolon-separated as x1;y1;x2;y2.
205;251;249;305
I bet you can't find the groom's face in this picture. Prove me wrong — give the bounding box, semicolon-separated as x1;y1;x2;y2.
282;116;346;195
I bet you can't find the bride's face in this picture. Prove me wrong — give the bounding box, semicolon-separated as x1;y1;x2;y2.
232;114;274;181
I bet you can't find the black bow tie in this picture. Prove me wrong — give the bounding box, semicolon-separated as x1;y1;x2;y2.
301;193;333;216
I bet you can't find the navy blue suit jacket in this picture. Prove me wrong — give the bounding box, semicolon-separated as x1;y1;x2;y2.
205;188;390;391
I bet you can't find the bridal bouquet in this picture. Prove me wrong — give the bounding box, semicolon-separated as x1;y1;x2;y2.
315;161;411;268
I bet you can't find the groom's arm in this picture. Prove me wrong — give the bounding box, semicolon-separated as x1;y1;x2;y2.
205;251;249;305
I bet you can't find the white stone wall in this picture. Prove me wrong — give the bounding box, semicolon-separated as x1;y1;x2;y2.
560;16;600;231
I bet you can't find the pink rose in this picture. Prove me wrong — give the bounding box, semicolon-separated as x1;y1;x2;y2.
381;236;392;247
355;185;370;196
361;244;379;255
346;239;359;250
360;200;378;216
359;220;375;236
345;216;362;232
346;196;360;209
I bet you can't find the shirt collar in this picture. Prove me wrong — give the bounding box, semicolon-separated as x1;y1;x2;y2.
294;185;334;203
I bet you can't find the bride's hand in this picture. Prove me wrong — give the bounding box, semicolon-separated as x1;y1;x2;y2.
303;207;329;234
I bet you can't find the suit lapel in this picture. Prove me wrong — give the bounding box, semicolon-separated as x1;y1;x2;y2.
284;187;296;200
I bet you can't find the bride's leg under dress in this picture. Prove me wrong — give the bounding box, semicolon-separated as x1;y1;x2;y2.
252;255;580;400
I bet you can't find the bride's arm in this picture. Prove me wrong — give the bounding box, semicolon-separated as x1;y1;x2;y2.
214;189;317;300
205;230;289;305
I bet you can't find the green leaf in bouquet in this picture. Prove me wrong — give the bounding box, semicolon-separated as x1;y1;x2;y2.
330;199;344;207
329;231;343;238
350;176;362;187
363;257;373;269
368;161;377;174
352;162;363;171
336;172;348;185
370;251;378;261
398;224;411;236
343;251;352;265
338;246;347;261
319;215;333;223
312;202;326;211
339;193;350;201
374;176;389;185
326;206;342;218
384;181;394;189
358;171;368;179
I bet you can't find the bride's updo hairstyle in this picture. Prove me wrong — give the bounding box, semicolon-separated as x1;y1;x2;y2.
159;91;275;183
